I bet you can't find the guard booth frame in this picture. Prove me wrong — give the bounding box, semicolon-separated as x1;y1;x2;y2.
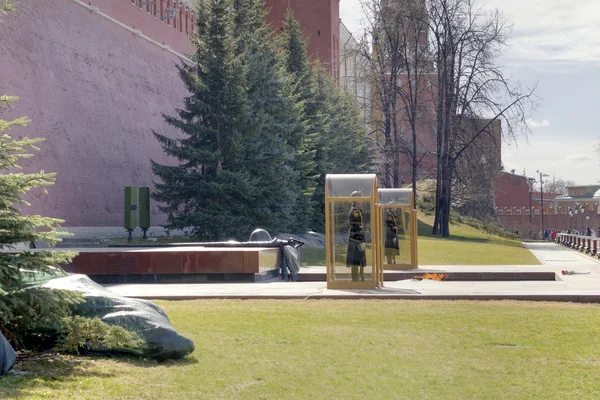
375;188;418;285
325;174;379;289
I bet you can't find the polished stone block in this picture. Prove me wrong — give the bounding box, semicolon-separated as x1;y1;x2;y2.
68;246;280;277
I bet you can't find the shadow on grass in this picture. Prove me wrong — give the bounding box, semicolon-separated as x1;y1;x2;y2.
299;218;527;266
1;354;198;399
417;219;524;248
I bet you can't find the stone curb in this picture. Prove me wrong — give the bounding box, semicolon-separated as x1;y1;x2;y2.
124;294;600;302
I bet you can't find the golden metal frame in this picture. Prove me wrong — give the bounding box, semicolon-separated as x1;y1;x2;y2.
325;175;378;290
375;190;419;287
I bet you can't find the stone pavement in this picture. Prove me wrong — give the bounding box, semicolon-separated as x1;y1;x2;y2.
106;242;600;302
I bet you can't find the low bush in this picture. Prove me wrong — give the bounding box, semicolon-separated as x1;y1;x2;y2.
57;316;143;355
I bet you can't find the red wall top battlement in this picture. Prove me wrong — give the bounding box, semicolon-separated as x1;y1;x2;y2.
91;0;195;55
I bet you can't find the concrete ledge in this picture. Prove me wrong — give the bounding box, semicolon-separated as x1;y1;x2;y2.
102;242;600;304
297;271;557;282
89;273;256;284
122;294;600;302
89;269;279;284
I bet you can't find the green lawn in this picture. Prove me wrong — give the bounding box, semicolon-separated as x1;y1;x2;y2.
416;216;540;265
2;300;600;399
110;213;539;266
300;215;540;266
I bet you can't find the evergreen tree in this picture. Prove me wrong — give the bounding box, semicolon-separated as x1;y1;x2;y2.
153;3;373;236
309;66;374;231
305;65;332;232
328;89;373;175
278;10;320;232
152;0;255;240
317;66;373;174
0;2;141;352
0;96;81;347
279;12;373;231
0;1;81;349
230;0;304;233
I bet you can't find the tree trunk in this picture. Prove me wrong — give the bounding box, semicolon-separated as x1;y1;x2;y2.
432;43;446;236
384;110;392;187
411;122;418;207
440;160;453;237
391;92;400;188
433;177;441;235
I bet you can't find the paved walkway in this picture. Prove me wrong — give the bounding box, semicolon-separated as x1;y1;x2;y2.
106;242;600;301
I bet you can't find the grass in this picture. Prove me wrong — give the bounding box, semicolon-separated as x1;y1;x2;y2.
300;214;540;266
416;215;540;265
109;212;539;266
2;300;600;399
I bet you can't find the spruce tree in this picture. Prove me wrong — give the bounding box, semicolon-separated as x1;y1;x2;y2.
0;1;81;348
0;96;81;347
230;0;303;233
279;12;373;232
152;0;255;240
314;65;373;174
0;2;143;352
278;10;320;232
308;66;374;231
328;89;373;175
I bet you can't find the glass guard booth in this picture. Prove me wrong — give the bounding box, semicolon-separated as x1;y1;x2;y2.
376;188;418;283
325;174;378;289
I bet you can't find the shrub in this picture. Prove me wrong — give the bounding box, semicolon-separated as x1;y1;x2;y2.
57;316;143;355
416;193;436;215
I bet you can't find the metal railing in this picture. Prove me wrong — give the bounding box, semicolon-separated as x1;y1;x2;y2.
557;233;600;257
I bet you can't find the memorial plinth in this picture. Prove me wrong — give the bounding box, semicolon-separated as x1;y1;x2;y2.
61;246;280;283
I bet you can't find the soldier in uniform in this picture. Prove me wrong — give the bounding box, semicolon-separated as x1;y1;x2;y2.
346;191;366;281
384;208;399;264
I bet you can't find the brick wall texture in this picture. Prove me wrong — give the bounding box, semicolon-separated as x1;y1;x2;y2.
1;0;339;228
0;0;191;226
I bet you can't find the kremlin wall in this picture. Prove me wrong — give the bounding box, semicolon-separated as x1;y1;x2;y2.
0;0;339;234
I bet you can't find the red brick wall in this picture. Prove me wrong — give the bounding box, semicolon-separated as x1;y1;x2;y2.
0;0;190;226
498;210;600;238
1;0;340;228
495;173;530;208
266;0;340;76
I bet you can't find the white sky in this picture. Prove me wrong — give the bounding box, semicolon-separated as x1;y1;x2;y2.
340;0;600;185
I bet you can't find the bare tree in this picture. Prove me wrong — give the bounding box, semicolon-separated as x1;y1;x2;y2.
351;0;436;207
351;0;533;233
352;0;403;188
426;0;535;236
543;174;576;195
393;0;437;206
452;118;502;220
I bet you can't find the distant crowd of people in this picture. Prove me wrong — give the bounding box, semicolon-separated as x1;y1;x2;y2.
540;228;558;242
563;226;600;237
516;227;600;241
534;226;600;241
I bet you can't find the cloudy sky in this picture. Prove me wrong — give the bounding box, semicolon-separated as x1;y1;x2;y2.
340;0;600;185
